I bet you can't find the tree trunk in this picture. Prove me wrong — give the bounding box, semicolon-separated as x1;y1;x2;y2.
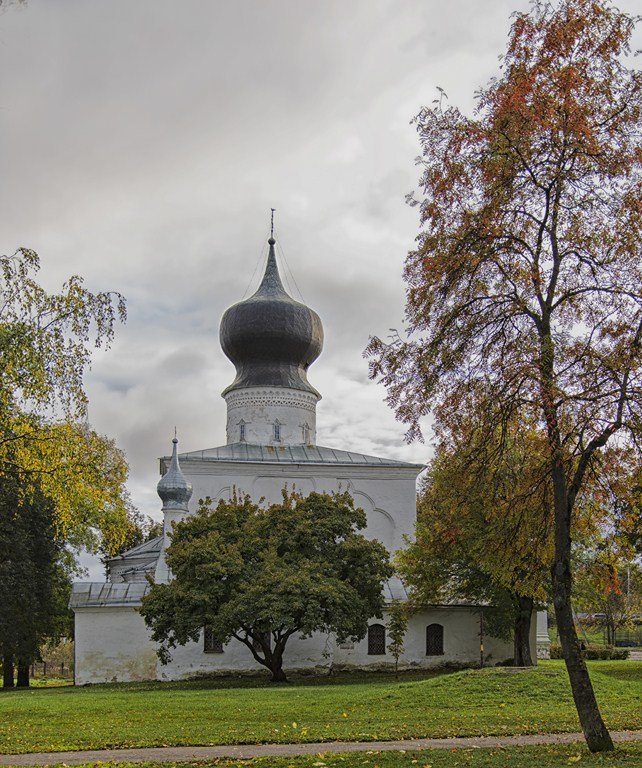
16;659;30;688
270;666;288;682
539;328;613;753
2;653;14;688
513;595;534;667
550;460;614;752
269;650;287;683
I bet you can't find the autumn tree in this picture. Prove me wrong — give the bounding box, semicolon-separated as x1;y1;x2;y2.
0;248;135;549
0;248;137;684
366;0;641;751
398;414;554;666
141;491;393;682
576;556;642;646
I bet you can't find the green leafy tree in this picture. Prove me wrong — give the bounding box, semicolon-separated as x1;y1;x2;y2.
0;468;71;688
0;248;125;421
386;599;408;678
0;248;137;686
367;0;641;751
0;248;135;552
141;490;393;682
398;413;553;667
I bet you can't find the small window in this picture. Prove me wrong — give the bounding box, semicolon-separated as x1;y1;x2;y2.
302;423;310;444
273;421;281;442
426;623;444;656
367;623;386;655
203;626;224;654
239;423;246;442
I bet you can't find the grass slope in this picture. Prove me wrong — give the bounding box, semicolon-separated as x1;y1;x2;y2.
0;661;640;755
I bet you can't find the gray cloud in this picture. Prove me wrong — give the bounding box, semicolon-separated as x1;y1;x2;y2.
2;0;640;558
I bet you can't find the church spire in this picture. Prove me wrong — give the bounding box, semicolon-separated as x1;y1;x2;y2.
157;435;192;511
255;232;287;297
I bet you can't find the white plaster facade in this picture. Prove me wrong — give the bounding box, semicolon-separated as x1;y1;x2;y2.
70;236;548;684
73;603;157;685
224;386;319;446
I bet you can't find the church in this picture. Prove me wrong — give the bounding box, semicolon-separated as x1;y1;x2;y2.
70;235;547;684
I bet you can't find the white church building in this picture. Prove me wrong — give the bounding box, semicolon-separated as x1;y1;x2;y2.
70;235;547;684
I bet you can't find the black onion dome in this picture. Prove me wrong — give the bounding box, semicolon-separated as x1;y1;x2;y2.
220;238;323;396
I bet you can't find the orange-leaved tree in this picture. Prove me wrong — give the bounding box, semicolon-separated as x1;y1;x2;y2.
398;411;554;667
366;0;641;752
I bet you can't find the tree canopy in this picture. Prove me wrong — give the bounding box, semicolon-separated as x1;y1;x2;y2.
0;248;134;551
398;411;554;666
366;0;641;752
0;468;72;687
141;490;393;682
0;247;135;685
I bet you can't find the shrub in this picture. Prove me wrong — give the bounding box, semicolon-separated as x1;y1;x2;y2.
549;643;629;660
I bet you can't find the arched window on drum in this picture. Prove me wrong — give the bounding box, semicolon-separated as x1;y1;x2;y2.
426;623;444;656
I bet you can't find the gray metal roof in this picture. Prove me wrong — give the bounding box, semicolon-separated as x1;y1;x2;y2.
384;575;409;602
70;578;408;609
175;442;423;468
107;535;163;562
69;581;149;608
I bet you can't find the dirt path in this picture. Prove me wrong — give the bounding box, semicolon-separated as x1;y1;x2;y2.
1;731;641;766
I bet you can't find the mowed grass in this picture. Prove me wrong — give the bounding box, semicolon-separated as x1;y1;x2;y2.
9;744;642;768
0;661;640;754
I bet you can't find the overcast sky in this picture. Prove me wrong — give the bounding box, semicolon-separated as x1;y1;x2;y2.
2;0;640;568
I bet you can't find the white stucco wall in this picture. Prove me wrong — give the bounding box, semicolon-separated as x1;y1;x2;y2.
159;629;335;680
224;386;319;445
74;606;157;684
536;609;551;659
156;605;530;680
154;459;420;584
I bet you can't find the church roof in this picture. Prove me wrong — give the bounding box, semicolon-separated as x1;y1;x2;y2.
106;534;163;562
174;442;423;469
219;237;323;396
69;581;149;608
70;578;411;608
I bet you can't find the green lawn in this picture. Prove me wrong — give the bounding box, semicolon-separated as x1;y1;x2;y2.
0;661;640;755
8;744;642;768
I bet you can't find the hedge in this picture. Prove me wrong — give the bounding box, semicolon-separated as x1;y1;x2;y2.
549;643;630;660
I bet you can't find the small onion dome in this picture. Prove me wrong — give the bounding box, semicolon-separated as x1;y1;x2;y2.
157;437;193;511
220;237;323;396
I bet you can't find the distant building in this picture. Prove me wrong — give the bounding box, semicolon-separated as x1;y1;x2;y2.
70;235;546;683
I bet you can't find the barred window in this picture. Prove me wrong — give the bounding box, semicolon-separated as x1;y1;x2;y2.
203;627;224;654
367;623;386;655
273;421;281;442
426;623;444;656
239;422;246;442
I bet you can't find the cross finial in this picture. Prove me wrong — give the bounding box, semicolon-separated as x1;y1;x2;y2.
173;425;177;444
270;208;276;239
